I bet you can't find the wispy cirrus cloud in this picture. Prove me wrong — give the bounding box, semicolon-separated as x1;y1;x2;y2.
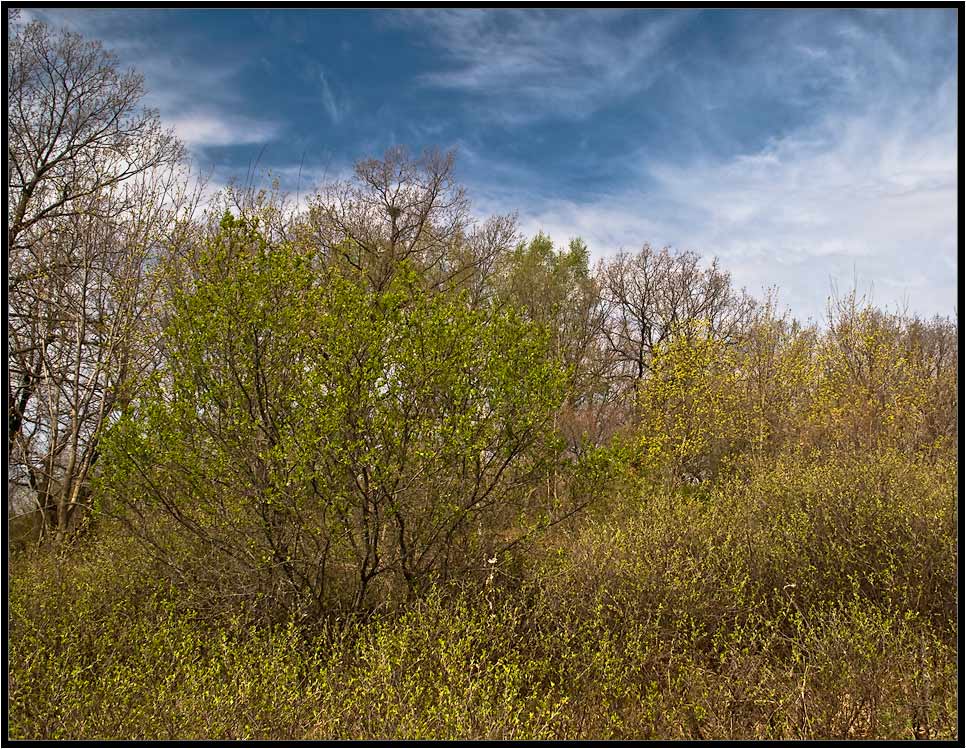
394;9;690;122
318;70;346;124
449;9;957;322
470;72;956;322
11;8;955;324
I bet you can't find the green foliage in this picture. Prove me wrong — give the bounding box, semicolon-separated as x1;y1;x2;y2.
635;332;751;484
499;233;591;325
9;183;957;740
98;214;568;618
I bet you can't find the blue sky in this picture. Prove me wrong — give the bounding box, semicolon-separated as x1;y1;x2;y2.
20;8;958;322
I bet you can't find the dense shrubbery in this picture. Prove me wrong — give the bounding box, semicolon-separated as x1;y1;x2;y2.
10;277;957;738
11;441;957;739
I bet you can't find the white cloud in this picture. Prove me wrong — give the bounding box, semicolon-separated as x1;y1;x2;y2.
470;77;957;323
168;114;280;148
398;9;689;122
318;70;345;124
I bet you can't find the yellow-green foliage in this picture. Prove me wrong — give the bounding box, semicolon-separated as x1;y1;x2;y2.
9;267;956;739
9;528;319;740
807;304;937;452
527;448;956;739
10;434;956;741
634;297;955;487
635;332;751;484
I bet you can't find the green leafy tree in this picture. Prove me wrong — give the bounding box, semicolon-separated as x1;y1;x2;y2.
99;214;568;618
497;233;621;455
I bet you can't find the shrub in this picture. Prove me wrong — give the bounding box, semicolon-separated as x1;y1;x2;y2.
97;213;568;620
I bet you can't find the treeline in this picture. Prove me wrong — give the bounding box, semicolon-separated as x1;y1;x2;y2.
7;16;958;740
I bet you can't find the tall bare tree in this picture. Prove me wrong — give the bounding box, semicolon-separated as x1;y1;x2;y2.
305;147;515;296
7;19;183;258
7;17;190;541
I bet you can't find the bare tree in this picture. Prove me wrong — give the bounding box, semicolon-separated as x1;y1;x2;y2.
7;18;191;541
305;147;514;295
7;19;183;259
597;244;754;399
903;315;957;446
